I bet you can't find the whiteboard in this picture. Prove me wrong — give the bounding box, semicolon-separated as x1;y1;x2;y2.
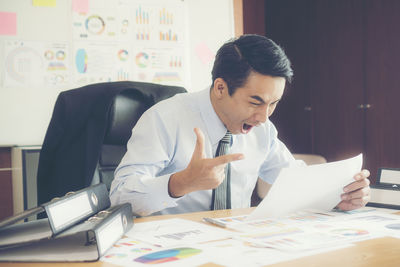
0;0;235;145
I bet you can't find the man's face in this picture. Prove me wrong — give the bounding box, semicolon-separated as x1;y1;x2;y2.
212;72;285;135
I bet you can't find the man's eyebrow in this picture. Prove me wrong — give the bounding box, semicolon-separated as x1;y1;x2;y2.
250;95;282;104
250;95;266;104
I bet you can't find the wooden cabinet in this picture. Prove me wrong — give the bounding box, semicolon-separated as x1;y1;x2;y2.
363;0;400;184
309;0;365;161
11;146;41;220
247;0;400;184
262;0;315;153
0;146;41;220
0;147;13;220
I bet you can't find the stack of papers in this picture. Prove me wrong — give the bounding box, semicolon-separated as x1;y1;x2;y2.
101;209;400;267
100;155;400;266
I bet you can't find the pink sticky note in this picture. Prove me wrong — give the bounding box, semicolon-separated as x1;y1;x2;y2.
72;0;89;13
195;42;215;65
0;12;17;36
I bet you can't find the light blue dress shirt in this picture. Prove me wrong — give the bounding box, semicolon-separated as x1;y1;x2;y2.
110;88;297;216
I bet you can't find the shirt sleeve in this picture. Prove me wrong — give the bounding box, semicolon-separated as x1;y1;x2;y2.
258;122;305;184
109;108;180;216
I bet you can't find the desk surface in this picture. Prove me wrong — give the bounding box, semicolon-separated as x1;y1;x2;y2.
2;208;400;267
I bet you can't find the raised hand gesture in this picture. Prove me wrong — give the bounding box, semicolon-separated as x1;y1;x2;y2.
168;128;244;197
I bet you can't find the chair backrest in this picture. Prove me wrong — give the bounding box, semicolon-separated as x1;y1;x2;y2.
37;81;186;206
95;89;153;190
96;84;187;190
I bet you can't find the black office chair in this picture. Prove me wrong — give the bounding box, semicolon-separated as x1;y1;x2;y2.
94;89;154;190
37;81;186;206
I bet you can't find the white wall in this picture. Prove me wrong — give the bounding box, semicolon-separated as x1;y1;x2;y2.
0;0;235;145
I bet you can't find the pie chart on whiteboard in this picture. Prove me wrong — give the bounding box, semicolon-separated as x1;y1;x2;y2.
75;49;88;73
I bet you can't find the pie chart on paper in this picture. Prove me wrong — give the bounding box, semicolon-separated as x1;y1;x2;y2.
75;49;88;73
133;247;202;264
135;52;149;68
330;228;369;237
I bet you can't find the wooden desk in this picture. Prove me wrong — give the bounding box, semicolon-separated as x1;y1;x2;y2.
1;208;400;267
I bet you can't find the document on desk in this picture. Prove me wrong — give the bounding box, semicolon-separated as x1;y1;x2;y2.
128;218;233;247
247;154;363;221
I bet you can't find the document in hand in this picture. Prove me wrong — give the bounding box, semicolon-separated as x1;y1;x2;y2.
247;154;363;221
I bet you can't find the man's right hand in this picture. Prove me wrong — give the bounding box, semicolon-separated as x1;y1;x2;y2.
168;128;244;197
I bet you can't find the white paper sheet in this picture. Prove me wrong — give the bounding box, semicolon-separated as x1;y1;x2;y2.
101;236;212;267
127;218;232;247
247;154;363;220
102;208;399;266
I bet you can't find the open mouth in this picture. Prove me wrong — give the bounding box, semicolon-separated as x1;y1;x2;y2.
242;123;253;134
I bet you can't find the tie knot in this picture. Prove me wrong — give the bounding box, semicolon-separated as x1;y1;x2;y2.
220;131;232;144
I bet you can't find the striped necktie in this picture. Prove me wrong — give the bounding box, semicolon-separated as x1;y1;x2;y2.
212;131;232;210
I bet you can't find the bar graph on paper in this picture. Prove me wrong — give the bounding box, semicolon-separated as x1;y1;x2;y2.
131;2;187;87
136;6;149;25
117;69;129;81
159;30;178;41
159;7;173;25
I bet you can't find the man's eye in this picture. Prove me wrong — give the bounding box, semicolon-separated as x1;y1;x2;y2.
270;101;279;106
250;102;261;106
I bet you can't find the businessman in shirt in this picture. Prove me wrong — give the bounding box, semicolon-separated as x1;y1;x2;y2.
110;34;370;216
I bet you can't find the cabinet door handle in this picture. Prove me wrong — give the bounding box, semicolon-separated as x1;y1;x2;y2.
357;104;371;109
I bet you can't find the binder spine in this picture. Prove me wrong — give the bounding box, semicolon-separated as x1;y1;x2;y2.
45;183;111;234
366;185;400;210
92;203;133;257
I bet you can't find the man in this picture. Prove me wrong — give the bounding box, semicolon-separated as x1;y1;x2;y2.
110;34;370;216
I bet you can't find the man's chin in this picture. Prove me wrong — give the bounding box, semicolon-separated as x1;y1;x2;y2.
228;128;242;135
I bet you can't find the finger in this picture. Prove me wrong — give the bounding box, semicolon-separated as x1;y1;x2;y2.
354;169;370;181
341;186;370;201
355;195;370;205
344;178;370;193
214;165;225;179
212;153;245;166
347;195;370;206
337;201;364;211
338;191;370;210
192;128;206;159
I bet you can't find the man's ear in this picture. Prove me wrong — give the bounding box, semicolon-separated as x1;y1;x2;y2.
212;78;228;98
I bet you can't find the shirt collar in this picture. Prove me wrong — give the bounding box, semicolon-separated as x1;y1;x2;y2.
197;87;227;146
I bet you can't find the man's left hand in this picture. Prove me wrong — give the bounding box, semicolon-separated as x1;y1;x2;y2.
337;169;371;211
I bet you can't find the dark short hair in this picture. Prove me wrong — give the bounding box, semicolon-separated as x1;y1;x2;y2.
211;34;293;95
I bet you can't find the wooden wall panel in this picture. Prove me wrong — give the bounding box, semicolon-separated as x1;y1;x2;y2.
310;0;365;162
364;0;400;180
240;0;400;183
264;0;314;153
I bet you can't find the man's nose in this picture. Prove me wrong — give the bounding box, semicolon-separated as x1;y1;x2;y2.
255;106;269;123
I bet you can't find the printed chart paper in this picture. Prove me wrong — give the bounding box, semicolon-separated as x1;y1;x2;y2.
247;154;363;220
3;40;69;87
101;237;210;267
127;218;232;247
102;208;400;267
